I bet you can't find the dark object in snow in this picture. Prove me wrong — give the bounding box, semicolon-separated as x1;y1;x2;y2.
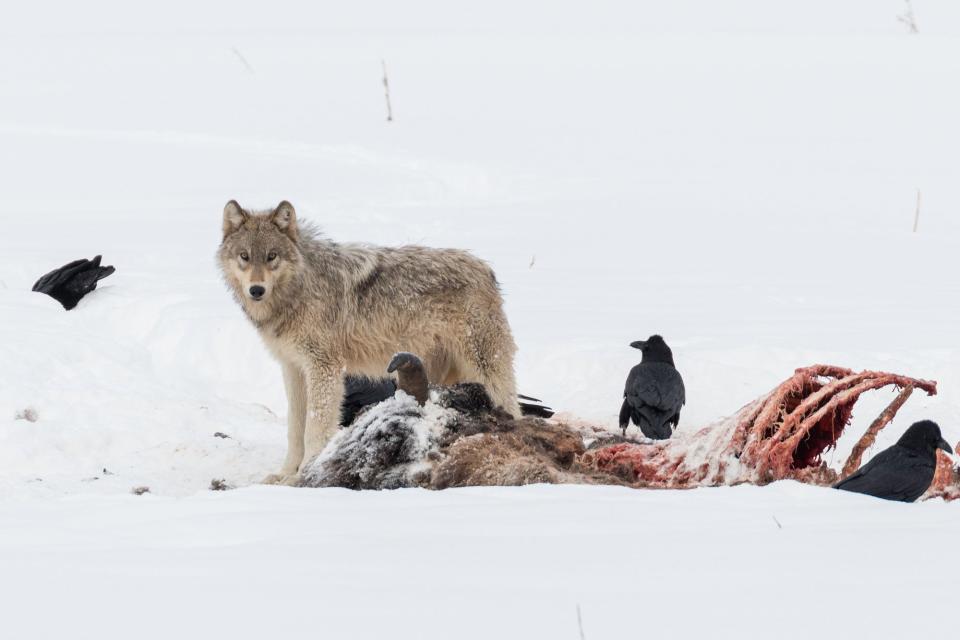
210;478;233;491
213;431;231;439
14;407;39;422
834;420;953;502
131;486;150;495
619;335;685;439
339;355;554;426
32;255;115;310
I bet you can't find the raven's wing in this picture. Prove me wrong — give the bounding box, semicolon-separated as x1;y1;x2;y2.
65;258;115;299
517;393;554;417
624;363;685;414
340;376;397;426
33;256;116;310
833;446;935;502
624;364;685;439
32;258;93;293
67;266;113;292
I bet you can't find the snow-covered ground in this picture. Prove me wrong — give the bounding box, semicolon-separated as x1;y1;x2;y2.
4;483;958;639
1;1;959;637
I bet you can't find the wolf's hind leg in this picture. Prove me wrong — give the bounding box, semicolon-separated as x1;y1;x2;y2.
458;314;521;417
424;347;459;386
480;362;522;418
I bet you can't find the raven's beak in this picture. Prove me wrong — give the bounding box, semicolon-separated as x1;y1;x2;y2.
937;438;953;455
386;354;405;374
387;352;420;374
629;340;647;350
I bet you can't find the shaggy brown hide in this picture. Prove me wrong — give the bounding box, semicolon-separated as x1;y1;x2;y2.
430;416;623;489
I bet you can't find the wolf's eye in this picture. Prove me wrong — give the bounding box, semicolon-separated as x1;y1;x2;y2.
239;252;249;262
267;251;278;262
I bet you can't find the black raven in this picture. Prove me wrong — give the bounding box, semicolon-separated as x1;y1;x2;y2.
834;420;953;502
339;353;554;426
341;376;398;426
32;255;115;310
619;335;685;439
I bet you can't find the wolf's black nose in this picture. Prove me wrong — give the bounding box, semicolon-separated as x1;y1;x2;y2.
249;285;266;299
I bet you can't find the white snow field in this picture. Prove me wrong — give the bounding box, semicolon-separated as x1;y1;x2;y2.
1;1;959;638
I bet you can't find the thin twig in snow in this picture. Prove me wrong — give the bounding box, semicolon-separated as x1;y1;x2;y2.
898;1;920;34
772;515;783;529
382;59;394;122
913;189;922;232
231;47;255;74
576;604;586;640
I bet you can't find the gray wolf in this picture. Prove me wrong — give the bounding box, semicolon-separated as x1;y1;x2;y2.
218;200;520;484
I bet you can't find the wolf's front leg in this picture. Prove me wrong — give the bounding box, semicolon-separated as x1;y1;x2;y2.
301;360;345;469
262;362;308;485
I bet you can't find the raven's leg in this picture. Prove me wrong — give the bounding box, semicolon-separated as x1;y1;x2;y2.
619;398;631;437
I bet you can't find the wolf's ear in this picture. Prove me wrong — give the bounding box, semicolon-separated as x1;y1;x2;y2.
222;200;248;239
270;201;299;242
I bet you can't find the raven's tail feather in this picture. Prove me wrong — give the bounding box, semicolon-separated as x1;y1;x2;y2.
633;406;673;440
519;397;554;418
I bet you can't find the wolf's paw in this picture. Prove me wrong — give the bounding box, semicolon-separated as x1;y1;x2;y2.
261;473;301;486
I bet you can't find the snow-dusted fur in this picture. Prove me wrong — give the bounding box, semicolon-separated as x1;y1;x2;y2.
300;385;624;490
217;201;521;485
302;392;450;489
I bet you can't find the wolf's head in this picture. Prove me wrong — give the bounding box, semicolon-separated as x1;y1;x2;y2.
218;200;303;323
